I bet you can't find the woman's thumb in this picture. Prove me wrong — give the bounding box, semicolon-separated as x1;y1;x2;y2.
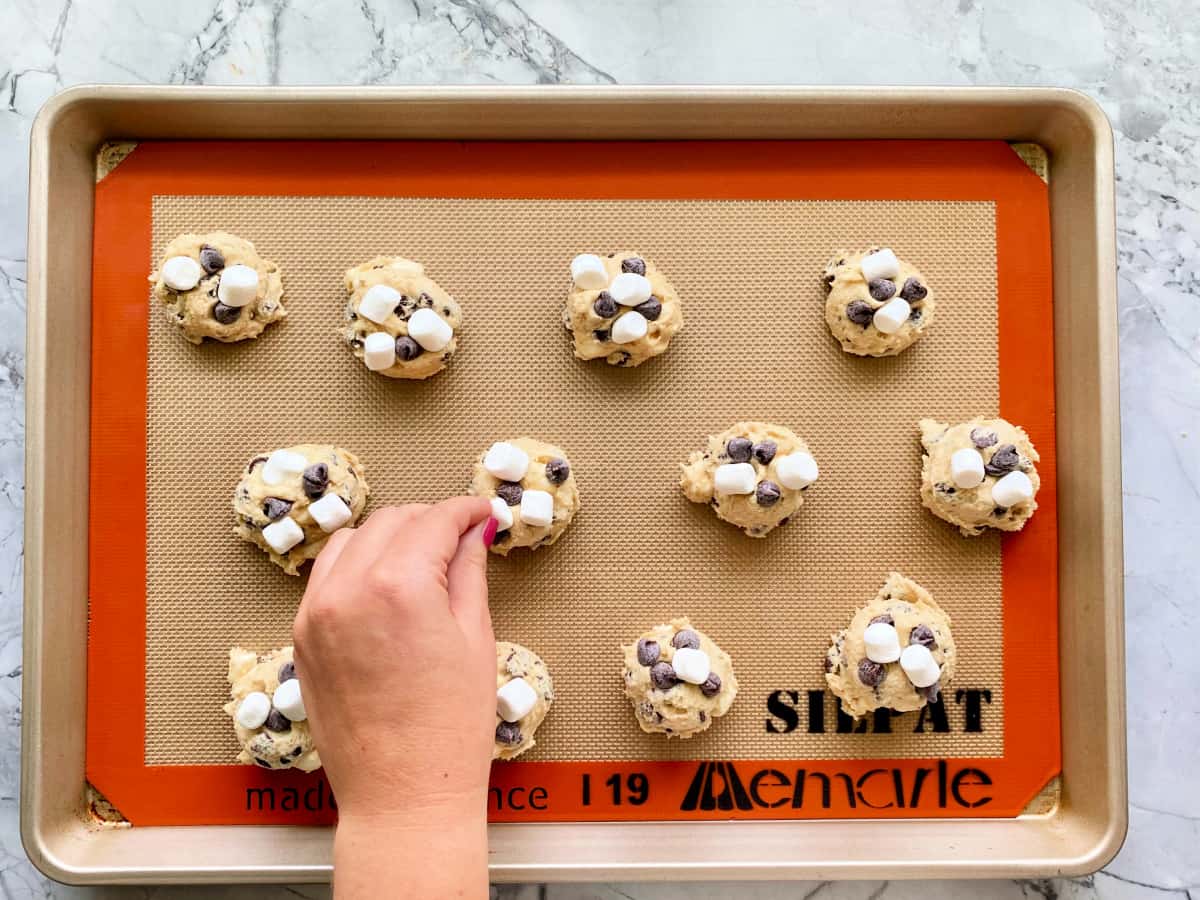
446;516;495;638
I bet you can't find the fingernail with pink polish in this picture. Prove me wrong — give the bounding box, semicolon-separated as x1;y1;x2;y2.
482;516;498;547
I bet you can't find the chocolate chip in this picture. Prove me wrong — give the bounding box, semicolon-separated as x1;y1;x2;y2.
442;306;452;316
302;463;329;500
621;257;646;275
264;710;290;732
349;337;364;350
278;661;297;683
725;437;753;463
698;711;707;722
909;624;937;650
199;245;225;274
935;482;957;495
920;682;942;703
636;639;660;666
650;662;678;690
823;654;834;673
846;300;874;326
495;481;523;506
700;672;722;697
634;296;662;321
492;529;510;544
899;277;928;302
671;629;701;650
292;746;302;756
593;329;610;342
755;480;781;506
858;659;885;687
495;721;522;745
262;497;293;521
868;278;896;301
545;458;570;485
984;444;1020;477
247;456;268;473
993;506;1008;517
870;613;895;626
395;335;422;361
822;272;836;292
971;427;998;449
418;292;433;307
593;292;618;318
212;301;240;324
752;440;777;465
254;758;272;768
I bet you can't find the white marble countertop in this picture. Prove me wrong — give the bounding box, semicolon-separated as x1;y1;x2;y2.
0;0;1195;897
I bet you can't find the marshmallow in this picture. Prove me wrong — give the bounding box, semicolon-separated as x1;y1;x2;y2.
490;496;514;530
611;310;648;344
992;470;1034;507
519;489;554;528
950;447;986;489
570;253;609;290
863;622;902;663
872;297;912;334
357;284;401;324
672;647;712;685
262;516;304;554
497;677;538;722
216;263;259;308
899;644;941;688
775;452;819;490
407;308;453;352
714;462;757;495
484;442;529;481
308;493;352;533
161;255;204;291
608;272;652;306
363;330;397;371
235;691;271;729
272;678;307;722
262;449;308;485
861;248;901;282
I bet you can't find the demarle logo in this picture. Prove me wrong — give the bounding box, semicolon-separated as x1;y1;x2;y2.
680;761;754;811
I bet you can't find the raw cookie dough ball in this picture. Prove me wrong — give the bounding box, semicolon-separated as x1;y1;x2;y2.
233;444;369;575
919;417;1040;537
622;618;738;738
469;437;580;556
823;248;935;357
494;641;555;760
680;421;819;537
824;573;957;719
342;256;463;379
150;232;286;344
562;251;684;367
224;646;320;771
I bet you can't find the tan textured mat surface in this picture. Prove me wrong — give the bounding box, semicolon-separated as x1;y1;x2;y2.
146;196;1000;765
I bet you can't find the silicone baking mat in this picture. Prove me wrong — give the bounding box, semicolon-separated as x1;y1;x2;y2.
87;141;1058;825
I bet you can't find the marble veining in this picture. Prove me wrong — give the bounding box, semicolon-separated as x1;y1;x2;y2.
1;0;1196;896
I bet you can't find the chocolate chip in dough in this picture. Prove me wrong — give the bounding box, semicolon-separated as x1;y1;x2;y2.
211;301;240;325
593;293;618;318
984;444;1020;477
495;481;523;506
418;292;433;308
869;613;895;626
264;709;291;733
302;463;329;500
395;335;421;361
199;245;225;274
752;440;777;465
492;529;511;544
899;277;928;302
254;758;272;768
755;480;782;506
846;299;874;327
650;662;678;690
868;278;896;301
971;427;999;449
671;629;701;650
636;639;660;666
700;672;722;697
495;721;522;745
545;458;570;485
247;456;268;473
909;624;937;650
278;661;297;683
725;437;753;463
634;296;662;321
262;497;293;521
621;257;646;276
920;682;942;704
593;329;610;342
858;659;885;687
822;272;836;292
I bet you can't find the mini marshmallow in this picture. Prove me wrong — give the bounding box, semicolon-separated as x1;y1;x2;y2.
216;263;259;308
775;452;819;490
611;310;648;344
520;489;554;528
672;647;712;685
863;622;902;663
308;493;352;533
484;442;530;481
497;677;538;723
992;470;1034;507
861;248;901;282
899;643;941;688
161;255;204;291
950;447;986;489
570;253;609;290
363;330;397;371
714;462;757;495
262;449;308;485
407;307;453;352
357;284;401;324
490;496;514;531
608;272;652;306
262;516;304;555
235;691;271;729
872;297;912;334
272;678;307;722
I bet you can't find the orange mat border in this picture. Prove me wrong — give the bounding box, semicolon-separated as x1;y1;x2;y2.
88;140;1058;825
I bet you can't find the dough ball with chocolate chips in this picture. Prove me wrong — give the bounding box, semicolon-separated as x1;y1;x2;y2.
469;437;580;556
224;646;320;771
680;421;818;537
622;617;738;739
494;641;555;761
823;248;936;357
919;416;1041;537
562;251;684;367
150;231;286;344
824;573;957;719
342;256;463;379
233;444;369;575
